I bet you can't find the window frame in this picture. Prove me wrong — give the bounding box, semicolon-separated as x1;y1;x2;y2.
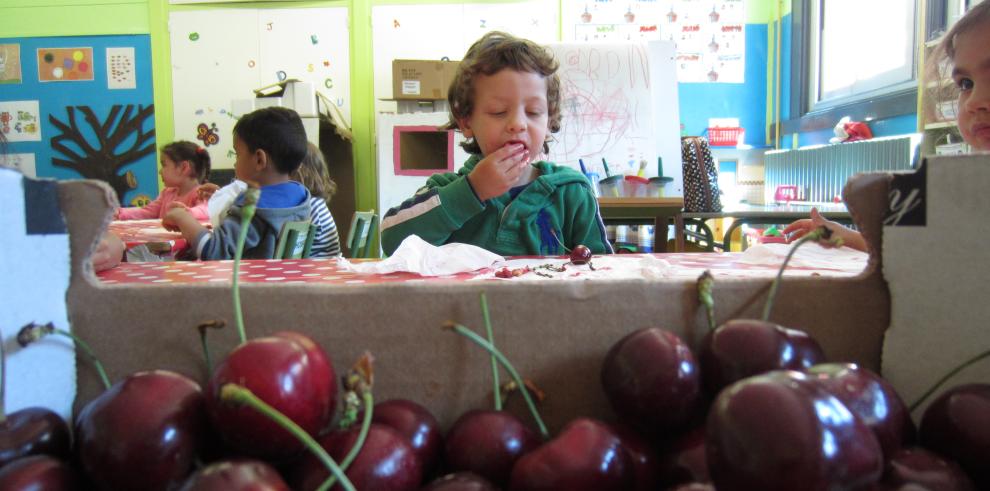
782;0;920;135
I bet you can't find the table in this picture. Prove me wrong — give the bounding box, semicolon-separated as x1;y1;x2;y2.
683;202;852;251
97;249;867;285
107;219;187;256
597;197;685;252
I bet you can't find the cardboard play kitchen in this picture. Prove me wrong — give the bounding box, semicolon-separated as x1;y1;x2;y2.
391;59;460;100
2;155;987;433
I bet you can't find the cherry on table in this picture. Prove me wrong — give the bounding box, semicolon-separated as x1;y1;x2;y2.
569;244;593;264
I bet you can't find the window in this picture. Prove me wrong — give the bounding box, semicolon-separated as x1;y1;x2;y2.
812;0;916;107
785;0;919;133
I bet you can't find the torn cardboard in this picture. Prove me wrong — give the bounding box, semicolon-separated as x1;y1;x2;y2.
59;170;892;432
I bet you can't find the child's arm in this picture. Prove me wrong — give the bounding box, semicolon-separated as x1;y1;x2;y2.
92;232;125;272
116;194;164;220
564;184;613;254
380;174;485;255
782;208;866;252
164;207;208;245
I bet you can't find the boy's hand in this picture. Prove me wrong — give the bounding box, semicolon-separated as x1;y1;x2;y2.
467;144;531;201
163;206;192;232
198;182;220;200
92;233;125;272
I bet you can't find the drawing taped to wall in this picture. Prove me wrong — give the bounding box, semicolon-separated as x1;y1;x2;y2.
37;47;95;82
107;47;137;89
564;0;746;83
48;104;156;201
0;44;22;84
0;100;42;142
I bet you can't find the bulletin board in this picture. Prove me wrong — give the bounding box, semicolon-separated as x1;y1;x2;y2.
0;35;157;205
563;0;746;83
169;7;350;169
371;1;559;114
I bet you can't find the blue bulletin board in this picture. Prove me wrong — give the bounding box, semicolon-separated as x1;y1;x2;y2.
0;35;156;206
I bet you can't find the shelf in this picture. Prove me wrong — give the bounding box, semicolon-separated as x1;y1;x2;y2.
925;120;957;130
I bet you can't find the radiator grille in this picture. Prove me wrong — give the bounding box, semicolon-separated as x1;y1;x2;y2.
764;135;920;203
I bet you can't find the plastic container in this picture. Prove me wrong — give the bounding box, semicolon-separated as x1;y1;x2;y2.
637;225;655;253
622;176;650;197
648;176;673;197
599;175;624;198
585;172;602;197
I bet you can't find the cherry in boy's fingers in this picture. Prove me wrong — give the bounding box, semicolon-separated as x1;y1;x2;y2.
198;182;219;200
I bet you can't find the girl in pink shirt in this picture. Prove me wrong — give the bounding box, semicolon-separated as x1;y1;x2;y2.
116;141;211;221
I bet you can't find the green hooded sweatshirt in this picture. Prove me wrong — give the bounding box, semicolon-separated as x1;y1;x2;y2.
381;155;612;257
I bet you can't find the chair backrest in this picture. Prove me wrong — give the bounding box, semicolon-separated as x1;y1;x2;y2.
346;209;378;258
274;219;315;259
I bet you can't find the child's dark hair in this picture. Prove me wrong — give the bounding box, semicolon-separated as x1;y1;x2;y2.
233;106;308;175
927;3;990;101
293;142;337;201
445;31;562;155
162;140;211;183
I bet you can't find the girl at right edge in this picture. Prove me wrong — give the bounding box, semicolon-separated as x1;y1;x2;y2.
785;3;990;251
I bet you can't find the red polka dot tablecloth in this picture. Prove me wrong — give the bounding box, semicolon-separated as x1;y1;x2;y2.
97;247;866;286
108;219;187;251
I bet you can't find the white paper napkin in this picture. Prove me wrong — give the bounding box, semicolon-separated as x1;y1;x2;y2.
737;243;868;273
336;235;504;276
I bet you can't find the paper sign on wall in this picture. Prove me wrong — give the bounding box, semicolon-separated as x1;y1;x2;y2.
0;153;37;177
37;47;95;82
107;47;137;89
0;44;22;84
0;100;42;142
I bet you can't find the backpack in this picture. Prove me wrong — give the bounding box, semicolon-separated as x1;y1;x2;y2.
681;136;723;213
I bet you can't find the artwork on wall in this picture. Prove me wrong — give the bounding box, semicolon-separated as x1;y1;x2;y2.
0;100;42;142
0;153;36;177
563;0;746;83
37;47;95;82
48;104;156;200
0;44;22;84
107;47;137;89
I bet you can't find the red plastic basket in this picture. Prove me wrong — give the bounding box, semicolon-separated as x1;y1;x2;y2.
707;127;745;146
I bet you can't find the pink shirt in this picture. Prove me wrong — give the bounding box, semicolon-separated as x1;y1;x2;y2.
117;187;209;221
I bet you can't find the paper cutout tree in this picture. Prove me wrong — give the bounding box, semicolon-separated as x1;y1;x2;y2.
49;104;156;200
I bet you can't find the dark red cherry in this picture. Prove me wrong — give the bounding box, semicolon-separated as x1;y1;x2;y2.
919;383;990;488
657;425;709;488
569;245;592;264
290;423;421;491
372;398;442;478
0;454;80;490
876;446;975;491
443;409;539;487
0;407;71;468
178;459;290;490
421;472;500;491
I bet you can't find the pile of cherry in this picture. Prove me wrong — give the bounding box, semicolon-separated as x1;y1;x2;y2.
1;230;988;490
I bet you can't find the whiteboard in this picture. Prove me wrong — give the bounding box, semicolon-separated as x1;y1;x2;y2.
169;8;350;169
371;1;558;114
548;41;682;196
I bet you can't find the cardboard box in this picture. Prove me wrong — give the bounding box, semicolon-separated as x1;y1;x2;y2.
53;168;896;432
392;59;460;100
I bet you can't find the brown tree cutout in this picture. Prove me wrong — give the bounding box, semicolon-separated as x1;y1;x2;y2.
49;104;156;200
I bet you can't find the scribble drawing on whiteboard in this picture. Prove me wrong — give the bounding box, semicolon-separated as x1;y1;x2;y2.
550;44;652;170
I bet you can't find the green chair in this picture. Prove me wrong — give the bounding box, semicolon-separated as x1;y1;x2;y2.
274;219;316;259
346;210;378;258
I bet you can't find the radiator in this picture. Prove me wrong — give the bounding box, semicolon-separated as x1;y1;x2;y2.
764;134;921;203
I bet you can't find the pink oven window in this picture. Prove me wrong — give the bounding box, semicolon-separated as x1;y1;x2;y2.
393;125;455;176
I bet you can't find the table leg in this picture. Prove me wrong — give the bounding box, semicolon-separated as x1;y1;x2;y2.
653;210;683;253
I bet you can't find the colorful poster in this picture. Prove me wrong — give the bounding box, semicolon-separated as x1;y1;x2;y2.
0;44;22;84
564;0;746;83
36;47;95;82
106;47;136;89
0;100;42;142
0;153;37;177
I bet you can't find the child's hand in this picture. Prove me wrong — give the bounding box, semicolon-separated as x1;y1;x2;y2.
163;206;192;232
198;182;220;200
783;208;867;252
467;144;531;201
92;232;125;272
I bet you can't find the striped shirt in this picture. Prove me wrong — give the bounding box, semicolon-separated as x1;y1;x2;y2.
308;196;341;258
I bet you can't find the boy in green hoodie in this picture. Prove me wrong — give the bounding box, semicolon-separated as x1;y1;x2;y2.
381;31;612;257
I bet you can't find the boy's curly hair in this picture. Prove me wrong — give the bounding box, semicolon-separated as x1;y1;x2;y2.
444;31;562;155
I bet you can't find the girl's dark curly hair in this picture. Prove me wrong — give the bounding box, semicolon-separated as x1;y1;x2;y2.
444;31;562;155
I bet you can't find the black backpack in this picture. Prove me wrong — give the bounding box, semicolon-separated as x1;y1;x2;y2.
681;136;723;213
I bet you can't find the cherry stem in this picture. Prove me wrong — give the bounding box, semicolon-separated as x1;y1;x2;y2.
908;348;990;413
232;187;260;346
196;320;224;374
1;328;6;423
549;228;572;254
480;293;502;411
444;322;549;440
320;353;375;491
762;227;835;322
697;270;715;332
220;383;356;491
17;322;111;391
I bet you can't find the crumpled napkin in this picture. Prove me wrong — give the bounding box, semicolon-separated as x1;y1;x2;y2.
336;235;504;276
737;243;868;273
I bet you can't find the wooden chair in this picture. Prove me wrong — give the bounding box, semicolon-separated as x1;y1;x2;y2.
346;210;378;258
274;219;315;259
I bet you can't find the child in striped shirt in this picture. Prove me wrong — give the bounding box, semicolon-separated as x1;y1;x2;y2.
293;142;342;258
